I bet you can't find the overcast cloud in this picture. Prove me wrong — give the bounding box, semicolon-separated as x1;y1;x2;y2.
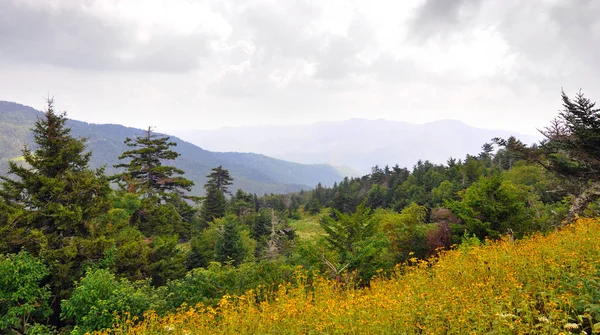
0;0;598;134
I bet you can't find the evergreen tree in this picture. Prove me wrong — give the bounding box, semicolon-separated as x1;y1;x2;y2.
148;234;186;286
205;165;233;194
539;90;600;219
495;90;600;220
447;174;533;241
214;215;245;265
200;166;233;224
113;127;194;202
231;189;254;218
305;194;322;215
200;184;227;224
0;99;112;320
250;208;272;240
113;127;197;241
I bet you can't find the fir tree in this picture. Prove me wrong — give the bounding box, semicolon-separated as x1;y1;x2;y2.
214;215;245;265
113;127;194;202
200;184;227;224
200;166;233;224
0;98;112;321
205;165;233;194
495;90;600;220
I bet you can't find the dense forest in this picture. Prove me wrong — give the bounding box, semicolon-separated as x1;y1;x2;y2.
1;91;600;334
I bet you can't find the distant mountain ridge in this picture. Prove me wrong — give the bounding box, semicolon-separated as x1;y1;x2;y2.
0;101;343;195
173;118;542;174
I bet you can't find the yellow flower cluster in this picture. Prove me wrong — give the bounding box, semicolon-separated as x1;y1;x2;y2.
94;218;600;334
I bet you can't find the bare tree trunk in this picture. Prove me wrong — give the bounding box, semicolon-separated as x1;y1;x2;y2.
265;209;279;260
566;181;600;222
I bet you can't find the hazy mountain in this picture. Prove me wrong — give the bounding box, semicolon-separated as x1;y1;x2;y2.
0;101;343;194
173;118;542;174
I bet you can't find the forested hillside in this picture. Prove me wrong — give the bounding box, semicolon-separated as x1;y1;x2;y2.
1;91;600;335
0;101;343;194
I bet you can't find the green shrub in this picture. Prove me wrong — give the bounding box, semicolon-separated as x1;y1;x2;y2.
0;251;52;334
61;268;165;335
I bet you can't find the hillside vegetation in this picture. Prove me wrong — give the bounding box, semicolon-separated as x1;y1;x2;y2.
97;217;600;335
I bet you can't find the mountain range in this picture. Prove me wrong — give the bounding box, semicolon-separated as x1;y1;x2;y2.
0;101;343;195
173;119;542;174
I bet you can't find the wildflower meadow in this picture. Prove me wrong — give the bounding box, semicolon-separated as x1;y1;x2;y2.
94;217;600;335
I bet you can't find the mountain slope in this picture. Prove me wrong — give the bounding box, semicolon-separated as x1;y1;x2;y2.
173;118;542;173
0;101;342;194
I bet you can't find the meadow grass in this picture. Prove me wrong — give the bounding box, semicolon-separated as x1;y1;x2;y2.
287;208;328;240
95;217;600;334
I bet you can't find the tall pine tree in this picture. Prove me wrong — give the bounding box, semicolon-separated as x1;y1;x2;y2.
113;127;194;202
113;128;197;240
200;166;233;224
0;98;112;321
205;165;233;194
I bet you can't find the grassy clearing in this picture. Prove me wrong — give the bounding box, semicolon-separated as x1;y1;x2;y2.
95;217;600;335
287;208;329;240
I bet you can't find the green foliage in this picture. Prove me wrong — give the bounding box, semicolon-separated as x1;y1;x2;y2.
204;166;233;194
230;189;254;218
365;184;388;209
148;235;186;287
320;203;390;283
494;91;600;219
541;91;600;182
111;193;142;216
431;180;459;204
115;228;150;281
379;204;433;263
200;185;227;224
2;91;597;333
287;238;336;273
200;166;233;225
164;261;297;310
448;174;534;241
214;216;247;266
61;268;165;335
133;197;188;238
187;225;220;270
250;209;272;240
320;203;377;261
112;127;194;201
0;251;51;334
0;99;112;316
305;194;322;215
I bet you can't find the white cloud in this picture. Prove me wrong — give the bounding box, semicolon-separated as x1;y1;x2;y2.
0;0;598;135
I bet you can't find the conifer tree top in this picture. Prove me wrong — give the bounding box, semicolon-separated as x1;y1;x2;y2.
28;98;91;177
113;127;194;201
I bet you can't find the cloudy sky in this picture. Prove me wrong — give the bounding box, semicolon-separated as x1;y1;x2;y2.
0;0;598;135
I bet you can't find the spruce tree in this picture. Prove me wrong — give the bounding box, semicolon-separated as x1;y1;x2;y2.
0;98;112;320
214;215;245;265
205;165;233;194
200;184;227;223
113;128;197;240
113;127;194;202
200;166;233;224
